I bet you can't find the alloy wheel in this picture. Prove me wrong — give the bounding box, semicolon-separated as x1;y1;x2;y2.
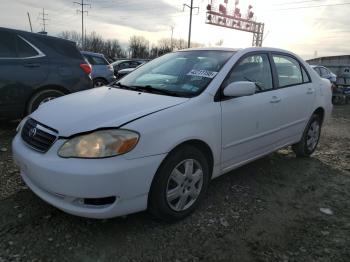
166;159;204;212
306;120;320;151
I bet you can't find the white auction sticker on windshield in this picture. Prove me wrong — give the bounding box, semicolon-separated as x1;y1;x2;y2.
187;69;218;78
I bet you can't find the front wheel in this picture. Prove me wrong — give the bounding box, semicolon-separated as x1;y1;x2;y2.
148;145;210;222
292;114;322;157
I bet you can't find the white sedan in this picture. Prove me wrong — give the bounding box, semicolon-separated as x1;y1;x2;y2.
12;47;332;221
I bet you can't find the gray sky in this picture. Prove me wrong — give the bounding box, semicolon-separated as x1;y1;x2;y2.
1;0;349;59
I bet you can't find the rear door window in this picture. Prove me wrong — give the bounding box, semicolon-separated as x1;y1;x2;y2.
320;67;329;77
86;55;108;65
0;31;17;58
273;55;303;87
119;62;131;69
314;67;321;76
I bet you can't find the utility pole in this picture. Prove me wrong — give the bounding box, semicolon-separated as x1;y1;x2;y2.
38;8;48;33
183;0;199;48
27;12;33;32
170;26;174;51
74;0;91;49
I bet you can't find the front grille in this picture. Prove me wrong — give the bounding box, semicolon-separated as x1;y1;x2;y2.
21;118;58;153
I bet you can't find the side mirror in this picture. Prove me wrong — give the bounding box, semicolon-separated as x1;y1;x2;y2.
223;81;256;97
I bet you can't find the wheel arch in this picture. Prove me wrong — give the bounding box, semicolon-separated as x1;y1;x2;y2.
147;138;215;213
25;85;69;115
312;107;325;124
93;77;108;84
154;139;215;181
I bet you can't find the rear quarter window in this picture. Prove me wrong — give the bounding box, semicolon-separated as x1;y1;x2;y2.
16;36;39;58
31;35;82;60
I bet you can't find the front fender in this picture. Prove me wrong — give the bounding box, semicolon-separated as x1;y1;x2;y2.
123;94;221;171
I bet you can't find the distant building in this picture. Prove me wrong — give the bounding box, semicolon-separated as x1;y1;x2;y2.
307;55;350;86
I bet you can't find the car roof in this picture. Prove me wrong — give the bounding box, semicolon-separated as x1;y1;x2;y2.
112;59;141;65
179;47;241;52
81;51;105;57
112;60;132;65
0;26;75;45
178;47;304;58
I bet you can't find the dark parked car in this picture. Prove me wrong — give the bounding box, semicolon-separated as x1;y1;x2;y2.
115;61;148;79
0;27;93;119
81;51;116;87
111;59;146;77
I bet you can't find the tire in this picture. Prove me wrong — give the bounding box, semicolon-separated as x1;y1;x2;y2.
93;78;108;88
148;145;210;222
27;89;65;114
292;114;322;157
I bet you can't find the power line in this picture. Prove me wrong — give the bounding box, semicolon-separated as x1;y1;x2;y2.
74;0;91;49
38;8;49;33
273;2;350;11
273;0;324;6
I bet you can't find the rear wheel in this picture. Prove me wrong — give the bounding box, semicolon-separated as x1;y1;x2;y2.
93;78;108;88
27;89;65;114
292;114;322;157
148;145;210;222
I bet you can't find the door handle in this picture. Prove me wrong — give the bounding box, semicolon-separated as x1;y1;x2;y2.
307;87;315;94
24;63;40;68
270;96;281;103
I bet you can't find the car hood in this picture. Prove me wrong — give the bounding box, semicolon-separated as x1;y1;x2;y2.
31;87;189;137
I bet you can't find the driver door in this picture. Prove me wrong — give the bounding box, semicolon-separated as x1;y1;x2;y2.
220;53;282;172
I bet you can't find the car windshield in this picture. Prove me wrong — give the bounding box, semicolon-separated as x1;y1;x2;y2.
117;50;234;97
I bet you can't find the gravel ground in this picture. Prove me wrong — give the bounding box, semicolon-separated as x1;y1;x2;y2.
0;106;349;262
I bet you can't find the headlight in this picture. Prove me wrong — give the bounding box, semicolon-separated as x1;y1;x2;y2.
16;117;28;133
58;129;139;158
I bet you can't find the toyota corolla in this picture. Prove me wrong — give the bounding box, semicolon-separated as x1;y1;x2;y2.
12;47;332;221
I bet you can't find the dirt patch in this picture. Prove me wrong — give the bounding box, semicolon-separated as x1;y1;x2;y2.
0;106;349;262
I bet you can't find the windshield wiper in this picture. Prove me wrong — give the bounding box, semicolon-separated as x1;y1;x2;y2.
111;82;135;90
132;85;181;97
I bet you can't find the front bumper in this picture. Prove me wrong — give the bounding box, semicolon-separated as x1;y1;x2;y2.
12;134;166;219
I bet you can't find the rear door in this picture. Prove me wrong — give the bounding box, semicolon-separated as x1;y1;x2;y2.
0;31;48;115
271;53;315;145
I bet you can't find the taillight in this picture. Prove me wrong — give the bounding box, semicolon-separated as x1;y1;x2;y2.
108;64;113;71
80;63;92;75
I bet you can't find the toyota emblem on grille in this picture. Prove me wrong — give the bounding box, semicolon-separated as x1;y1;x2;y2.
28;127;37;137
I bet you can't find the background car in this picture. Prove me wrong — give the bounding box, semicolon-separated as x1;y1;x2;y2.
115;61;148;79
0;27;93;119
111;59;147;77
81;51;116;87
311;65;337;83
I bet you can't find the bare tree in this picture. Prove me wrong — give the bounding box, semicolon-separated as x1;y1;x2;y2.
129;36;149;59
58;31;82;48
58;30;126;60
215;39;224;46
